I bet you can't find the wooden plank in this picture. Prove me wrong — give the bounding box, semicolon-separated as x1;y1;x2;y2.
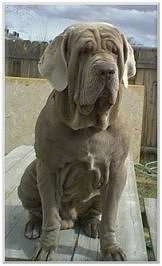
5;210;36;261
140;69;157;151
5;204;23;239
135;69;144;85
144;198;157;259
143;70;149;147
51;229;79;261
136;64;156;69
5;147;35;199
151;80;157;148
73;229;100;261
5;145;78;261
120;85;144;162
5;211;79;261
5;145;34;172
5;146;36;238
141;146;157;154
147;71;155;147
116;155;148;261
5;145;36;260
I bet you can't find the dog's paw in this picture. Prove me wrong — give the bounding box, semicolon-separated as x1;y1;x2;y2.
102;245;127;261
32;243;57;261
81;217;100;239
61;219;74;230
24;220;41;239
32;229;60;261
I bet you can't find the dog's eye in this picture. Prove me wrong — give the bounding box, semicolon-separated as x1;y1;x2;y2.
106;41;118;56
111;47;118;55
100;70;106;76
79;42;94;55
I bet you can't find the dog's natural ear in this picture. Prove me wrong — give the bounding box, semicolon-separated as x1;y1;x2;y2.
38;33;68;91
122;34;136;88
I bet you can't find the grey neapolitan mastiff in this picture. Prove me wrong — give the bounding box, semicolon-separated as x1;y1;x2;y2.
18;22;136;261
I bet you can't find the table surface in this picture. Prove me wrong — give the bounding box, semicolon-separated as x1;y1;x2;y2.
5;145;147;261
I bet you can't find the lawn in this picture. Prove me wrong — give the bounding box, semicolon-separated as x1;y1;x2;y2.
136;172;157;211
135;160;157;261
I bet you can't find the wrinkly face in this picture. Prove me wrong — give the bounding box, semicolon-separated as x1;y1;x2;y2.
38;23;136;130
65;25;125;117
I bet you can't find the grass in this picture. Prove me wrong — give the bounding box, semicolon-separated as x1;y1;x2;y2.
134;160;157;260
136;171;157;211
135;159;157;211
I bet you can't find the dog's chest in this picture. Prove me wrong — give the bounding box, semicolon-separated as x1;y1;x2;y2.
36;119;116;172
45;127;113;210
59;142;110;212
50;128;113;169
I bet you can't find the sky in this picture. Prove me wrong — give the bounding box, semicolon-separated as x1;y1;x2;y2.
4;4;158;47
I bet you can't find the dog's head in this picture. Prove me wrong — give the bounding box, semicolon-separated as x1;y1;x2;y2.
38;23;136;130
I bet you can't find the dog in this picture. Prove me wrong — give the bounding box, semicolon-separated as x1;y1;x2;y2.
18;22;136;261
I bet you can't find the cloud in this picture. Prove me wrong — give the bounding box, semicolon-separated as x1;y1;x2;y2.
108;4;157;11
5;4;157;46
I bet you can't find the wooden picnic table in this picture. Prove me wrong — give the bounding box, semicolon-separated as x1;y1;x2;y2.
5;145;147;261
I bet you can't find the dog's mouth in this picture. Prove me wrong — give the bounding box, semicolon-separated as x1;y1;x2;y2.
78;103;95;115
78;89;114;116
94;93;116;130
96;96;113;113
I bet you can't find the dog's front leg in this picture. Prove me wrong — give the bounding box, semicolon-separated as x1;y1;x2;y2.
100;159;127;261
32;159;61;261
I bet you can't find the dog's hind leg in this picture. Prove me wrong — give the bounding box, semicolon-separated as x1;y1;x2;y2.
78;195;101;238
18;159;42;239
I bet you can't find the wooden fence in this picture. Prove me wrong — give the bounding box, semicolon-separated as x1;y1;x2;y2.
131;47;157;158
5;40;157;157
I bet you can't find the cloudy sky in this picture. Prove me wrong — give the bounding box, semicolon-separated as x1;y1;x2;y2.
5;4;158;47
